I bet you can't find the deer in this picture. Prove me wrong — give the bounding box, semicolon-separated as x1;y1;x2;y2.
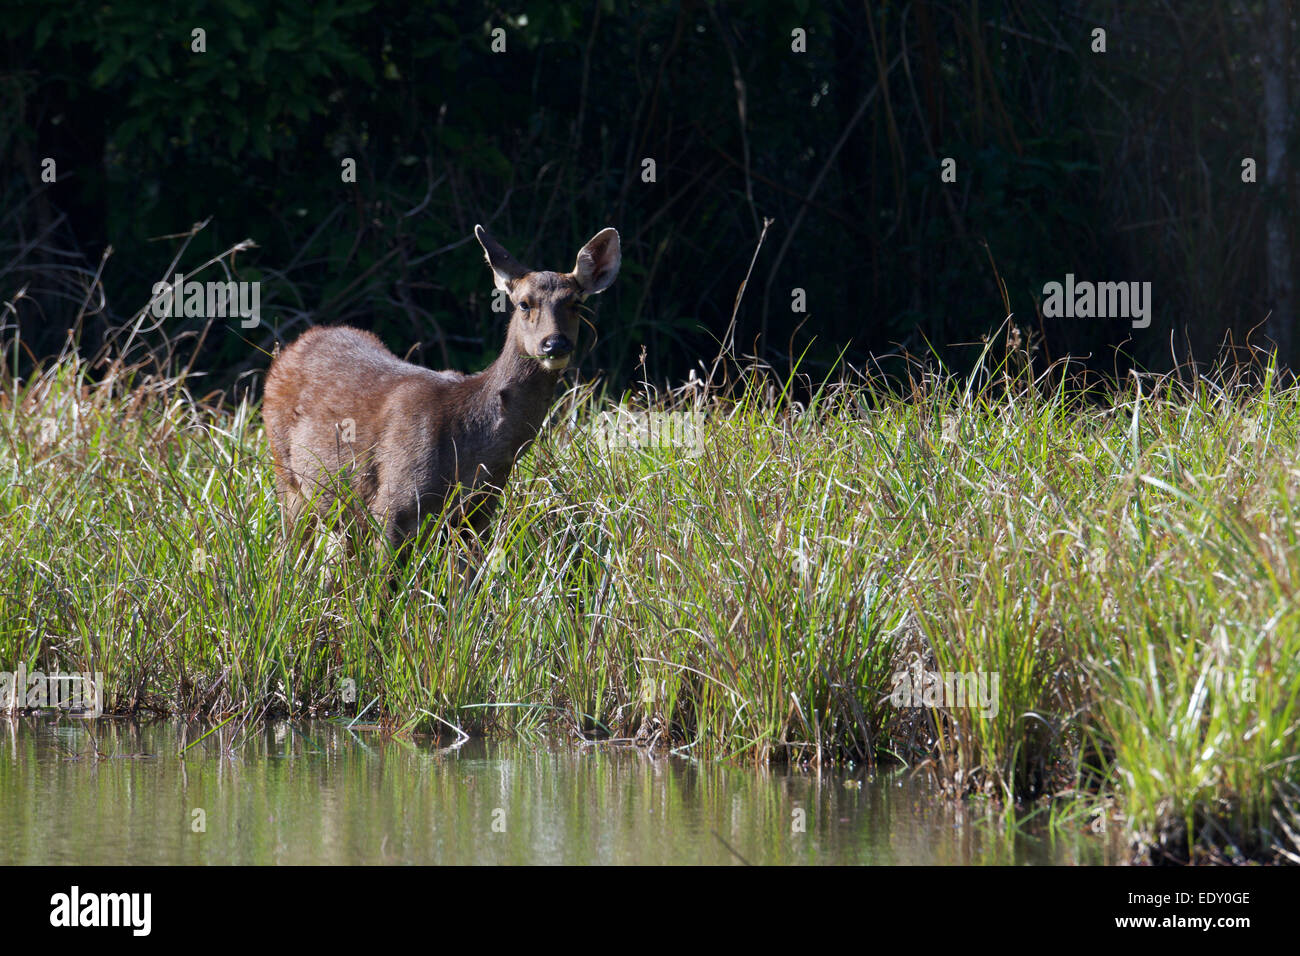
262;224;621;565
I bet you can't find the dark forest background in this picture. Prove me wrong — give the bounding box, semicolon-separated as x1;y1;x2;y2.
1;0;1295;396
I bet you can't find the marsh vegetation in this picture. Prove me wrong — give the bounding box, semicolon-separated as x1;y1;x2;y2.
3;332;1298;864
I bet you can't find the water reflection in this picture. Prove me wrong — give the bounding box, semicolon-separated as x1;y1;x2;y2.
0;719;1119;865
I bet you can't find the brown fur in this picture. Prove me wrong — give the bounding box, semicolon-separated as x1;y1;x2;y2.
262;225;620;553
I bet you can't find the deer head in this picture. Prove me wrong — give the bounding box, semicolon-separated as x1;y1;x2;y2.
474;224;621;372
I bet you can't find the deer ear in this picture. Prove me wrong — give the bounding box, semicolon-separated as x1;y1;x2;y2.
572;228;621;296
475;225;530;292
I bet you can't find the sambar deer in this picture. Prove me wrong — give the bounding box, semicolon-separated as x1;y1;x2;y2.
263;224;620;558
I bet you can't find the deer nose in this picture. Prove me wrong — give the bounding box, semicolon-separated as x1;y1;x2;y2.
539;334;572;357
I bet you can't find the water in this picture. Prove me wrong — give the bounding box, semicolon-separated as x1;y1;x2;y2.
0;720;1117;865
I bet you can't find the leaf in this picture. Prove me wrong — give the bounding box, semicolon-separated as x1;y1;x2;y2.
252;124;271;160
269;25;299;51
90;49;128;88
250;41;268;77
34;16;54;50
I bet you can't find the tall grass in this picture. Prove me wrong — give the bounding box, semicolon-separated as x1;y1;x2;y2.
2;335;1298;862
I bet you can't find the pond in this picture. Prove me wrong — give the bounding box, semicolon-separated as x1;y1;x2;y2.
0;720;1119;865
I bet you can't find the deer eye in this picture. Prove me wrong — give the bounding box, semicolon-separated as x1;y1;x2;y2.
518;301;532;314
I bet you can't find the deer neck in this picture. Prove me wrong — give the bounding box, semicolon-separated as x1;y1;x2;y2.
478;331;563;447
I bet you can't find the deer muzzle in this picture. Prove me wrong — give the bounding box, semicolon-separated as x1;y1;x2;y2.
536;334;573;370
